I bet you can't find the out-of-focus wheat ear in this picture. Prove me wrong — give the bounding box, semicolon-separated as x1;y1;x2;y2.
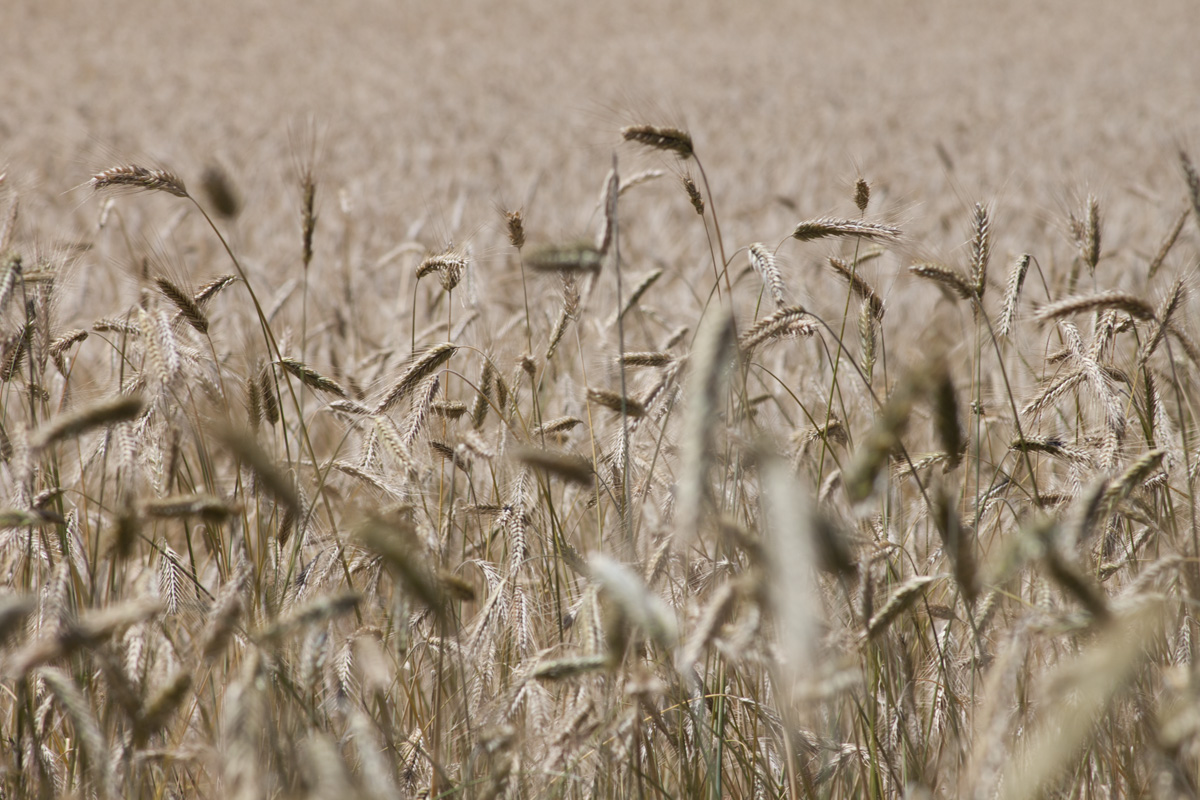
996;254;1031;337
0;251;21;316
256;591;360;647
1034;291;1155;324
597;161;619;255
828;255;886;319
676;307;737;540
616;168;665;198
299;163;317;271
375;342;456;413
109;494;141;561
969;202;991;298
0;195;17;254
966;627;1030;797
910;262;976;301
865;575;938;639
587;388;646;418
133;670;193;745
621;124;694;158
348;708;401;799
1148;208;1188;280
589;553;678;655
215;424;300;512
1181;149;1200;230
525;241;603;274
792;217;901;243
143;494;241;525
529;654;609;681
201;566;247;662
154;276;209;334
844;368;921;503
1139;277;1186;366
512;445;594;487
678;578;740;672
854;178;871;212
200;164;241;219
277;357;347;398
932;483;978;603
31;395;145;451
0;593;36;641
682;174;704;215
37;666;111;795
356;514;446;617
748;243;787;308
223;650;266;800
858;301;877;380
504;208;525;249
1078;194;1102;275
931;360;965;468
620;351;673;369
996;603;1162;800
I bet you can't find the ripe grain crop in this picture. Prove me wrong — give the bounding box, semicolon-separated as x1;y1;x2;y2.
2;69;1200;800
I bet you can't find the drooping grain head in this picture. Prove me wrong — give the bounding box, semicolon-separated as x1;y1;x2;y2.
91;165;188;198
621;124;694;159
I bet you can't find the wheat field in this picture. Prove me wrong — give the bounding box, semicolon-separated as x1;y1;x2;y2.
2;2;1200;798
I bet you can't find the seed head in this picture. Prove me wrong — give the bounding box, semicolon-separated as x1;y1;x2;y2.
90;165;188;198
621;125;694;159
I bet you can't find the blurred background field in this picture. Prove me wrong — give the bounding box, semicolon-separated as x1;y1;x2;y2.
4;0;1198;242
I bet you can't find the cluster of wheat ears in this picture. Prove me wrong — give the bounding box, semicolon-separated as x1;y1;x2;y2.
1;126;1199;799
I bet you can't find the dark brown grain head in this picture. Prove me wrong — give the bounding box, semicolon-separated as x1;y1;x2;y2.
505;208;525;249
854;178;871;212
621;124;694;158
683;175;704;215
200;164;241;218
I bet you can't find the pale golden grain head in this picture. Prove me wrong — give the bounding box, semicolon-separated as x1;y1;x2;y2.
90;164;188;198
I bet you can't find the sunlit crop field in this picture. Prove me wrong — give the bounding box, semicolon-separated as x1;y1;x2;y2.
2;2;1200;798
